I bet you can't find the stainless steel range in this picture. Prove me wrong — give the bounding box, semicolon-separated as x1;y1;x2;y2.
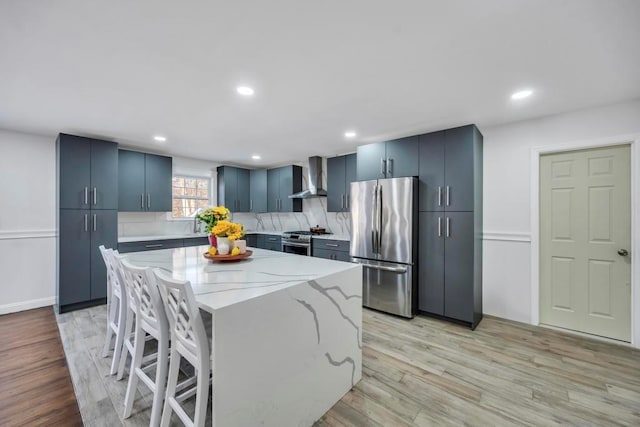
281;231;313;256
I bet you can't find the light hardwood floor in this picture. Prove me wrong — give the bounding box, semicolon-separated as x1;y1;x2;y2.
56;305;640;426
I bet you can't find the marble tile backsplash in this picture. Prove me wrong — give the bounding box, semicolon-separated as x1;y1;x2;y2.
118;197;351;237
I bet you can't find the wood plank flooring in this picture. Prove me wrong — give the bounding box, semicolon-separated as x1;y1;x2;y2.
0;307;82;427
318;310;640;426
8;305;639;426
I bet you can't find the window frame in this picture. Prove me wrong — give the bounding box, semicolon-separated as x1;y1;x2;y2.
171;174;212;219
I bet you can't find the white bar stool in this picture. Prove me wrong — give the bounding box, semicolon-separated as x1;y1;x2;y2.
153;269;211;427
98;246;128;376
118;258;170;427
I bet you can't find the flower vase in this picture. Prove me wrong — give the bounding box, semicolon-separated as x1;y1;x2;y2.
217;237;231;255
208;234;217;248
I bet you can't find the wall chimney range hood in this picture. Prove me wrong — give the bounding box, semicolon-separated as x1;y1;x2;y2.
289;156;327;199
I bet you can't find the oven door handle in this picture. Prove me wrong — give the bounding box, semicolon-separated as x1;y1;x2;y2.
282;241;310;248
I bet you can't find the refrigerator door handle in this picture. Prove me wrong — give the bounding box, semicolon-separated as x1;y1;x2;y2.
371;184;378;252
362;263;407;273
377;184;383;251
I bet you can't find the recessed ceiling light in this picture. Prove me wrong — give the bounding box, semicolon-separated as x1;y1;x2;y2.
237;86;255;96
251;155;261;160
153;135;167;142
511;89;533;100
344;131;357;138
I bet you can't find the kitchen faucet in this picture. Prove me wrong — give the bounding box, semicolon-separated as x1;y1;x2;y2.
193;207;205;233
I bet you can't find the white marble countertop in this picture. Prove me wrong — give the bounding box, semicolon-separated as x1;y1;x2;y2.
122;246;359;312
118;233;209;243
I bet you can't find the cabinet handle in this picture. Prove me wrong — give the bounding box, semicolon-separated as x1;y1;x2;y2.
438;217;442;238
93;214;97;232
341;194;345;209
147;194;151;209
93;187;97;205
438;186;442;207
446;186;450;206
84;187;89;205
140;193;145;209
446;217;450;237
268;237;278;241
250;200;253;211
380;159;386;177
145;244;163;248
326;243;339;247
387;158;393;176
84;214;88;232
346;194;350;209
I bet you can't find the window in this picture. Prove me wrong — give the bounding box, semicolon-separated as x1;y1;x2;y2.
172;176;210;218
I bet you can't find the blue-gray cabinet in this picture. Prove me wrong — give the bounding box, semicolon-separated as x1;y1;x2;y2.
356;136;419;181
417;124;483;328
217;166;250;212
249;169;268;213
58;134;118;210
118;149;173;212
262;235;282;251
327;153;356;212
245;234;281;251
57;134;118;313
266;165;302;212
118;236;209;254
312;239;350;261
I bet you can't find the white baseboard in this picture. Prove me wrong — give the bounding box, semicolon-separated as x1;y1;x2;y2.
0;296;56;315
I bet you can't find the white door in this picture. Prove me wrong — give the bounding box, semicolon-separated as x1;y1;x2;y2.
540;145;631;342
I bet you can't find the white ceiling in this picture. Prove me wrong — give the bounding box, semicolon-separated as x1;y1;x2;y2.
1;0;639;167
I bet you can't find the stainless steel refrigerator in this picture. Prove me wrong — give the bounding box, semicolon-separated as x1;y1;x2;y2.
350;177;418;318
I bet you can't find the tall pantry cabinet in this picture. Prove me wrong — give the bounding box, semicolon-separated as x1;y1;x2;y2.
418;125;483;328
57;134;118;313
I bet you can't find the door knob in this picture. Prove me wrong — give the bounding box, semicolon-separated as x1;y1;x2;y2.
618;249;629;256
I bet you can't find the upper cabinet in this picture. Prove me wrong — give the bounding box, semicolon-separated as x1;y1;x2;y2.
217;166;250;212
118;150;172;212
327;153;356;212
356;136;419;181
418;125;481;212
267;165;303;212
249;169;268;213
58;134;118;210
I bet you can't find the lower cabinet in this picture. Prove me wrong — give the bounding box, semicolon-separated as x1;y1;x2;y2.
418;211;481;327
245;234;281;251
58;209;117;312
312;239;351;261
263;235;282;251
118;239;184;254
183;237;209;247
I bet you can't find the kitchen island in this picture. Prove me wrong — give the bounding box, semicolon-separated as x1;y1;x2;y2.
123;246;362;427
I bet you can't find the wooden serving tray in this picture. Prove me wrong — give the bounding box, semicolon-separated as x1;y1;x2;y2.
203;249;253;262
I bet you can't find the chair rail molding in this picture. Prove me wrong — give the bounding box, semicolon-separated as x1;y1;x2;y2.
0;229;57;240
482;231;531;242
530;132;640;349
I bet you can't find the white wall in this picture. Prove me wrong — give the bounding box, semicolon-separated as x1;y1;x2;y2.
0;129;56;313
481;98;640;324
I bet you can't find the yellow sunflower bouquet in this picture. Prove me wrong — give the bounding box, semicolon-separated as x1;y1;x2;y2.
211;220;245;241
